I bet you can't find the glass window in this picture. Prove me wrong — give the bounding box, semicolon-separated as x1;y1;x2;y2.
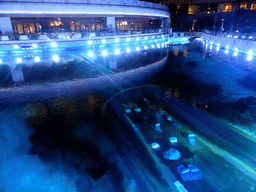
240;3;247;9
29;23;35;33
224;4;233;12
12;24;18;34
251;3;256;10
23;23;30;34
75;22;80;31
70;21;75;31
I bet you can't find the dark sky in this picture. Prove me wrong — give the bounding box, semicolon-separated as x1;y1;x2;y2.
166;0;233;5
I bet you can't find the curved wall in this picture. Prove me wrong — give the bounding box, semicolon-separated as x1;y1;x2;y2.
0;1;169;18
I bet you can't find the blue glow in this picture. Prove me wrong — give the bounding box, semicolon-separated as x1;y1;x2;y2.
0;59;2;64
136;47;140;51
247;55;253;61
216;43;220;47
126;38;131;42
234;48;238;52
32;44;38;48
102;39;106;43
225;45;229;49
53;55;59;61
126;48;130;53
161;43;164;48
16;58;22;63
157;43;160;48
233;52;238;56
51;42;57;47
234;36;238;38
14;45;19;49
88;52;93;57
217;47;220;51
151;45;154;48
225;50;229;54
151;142;160;149
115;49;120;55
144;46;148;49
151;36;155;39
210;41;213;44
210;45;213;50
242;36;245;38
67;36;70;39
102;50;107;56
144;37;148;40
248;50;253;55
249;36;253;39
115;38;119;43
136;37;139;41
88;41;92;45
34;56;40;62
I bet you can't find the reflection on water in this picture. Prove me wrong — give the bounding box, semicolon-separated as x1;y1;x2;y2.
1;38;256;191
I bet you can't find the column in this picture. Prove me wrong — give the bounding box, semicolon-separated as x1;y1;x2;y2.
107;17;115;31
109;58;117;69
11;65;24;83
0;17;13;34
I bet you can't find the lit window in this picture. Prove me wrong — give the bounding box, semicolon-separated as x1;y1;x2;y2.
251;3;256;10
224;4;233;12
240;3;247;9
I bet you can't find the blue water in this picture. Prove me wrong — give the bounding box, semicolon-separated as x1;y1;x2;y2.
1;38;256;191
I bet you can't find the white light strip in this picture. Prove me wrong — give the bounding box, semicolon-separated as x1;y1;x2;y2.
0;10;168;17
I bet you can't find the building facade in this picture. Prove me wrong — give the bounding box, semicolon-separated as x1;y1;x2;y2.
0;0;170;35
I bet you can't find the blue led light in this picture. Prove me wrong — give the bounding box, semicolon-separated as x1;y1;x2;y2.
233;52;238;56
115;49;120;54
14;45;19;49
225;45;229;49
0;59;2;64
249;36;253;39
157;43;160;48
234;48;238;52
115;38;119;43
210;41;213;44
248;50;253;55
151;36;155;39
16;58;22;63
88;41;92;45
32;44;38;48
53;55;59;61
216;43;220;47
136;47;140;51
151;45;154;48
51;42;57;47
126;38;131;42
126;48;130;53
144;46;148;49
210;45;213;50
144;37;148;40
247;55;253;61
102;39;106;43
88;52;93;57
217;47;220;51
102;50;107;56
136;37;139;41
225;50;229;54
34;56;40;62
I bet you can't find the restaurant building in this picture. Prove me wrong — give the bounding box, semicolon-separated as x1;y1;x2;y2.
0;0;170;34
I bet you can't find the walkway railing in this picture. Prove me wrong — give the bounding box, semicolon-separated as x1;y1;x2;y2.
0;29;168;42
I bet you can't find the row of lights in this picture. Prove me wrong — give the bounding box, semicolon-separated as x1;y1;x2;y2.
205;40;254;61
87;42;167;57
4;41;169;64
